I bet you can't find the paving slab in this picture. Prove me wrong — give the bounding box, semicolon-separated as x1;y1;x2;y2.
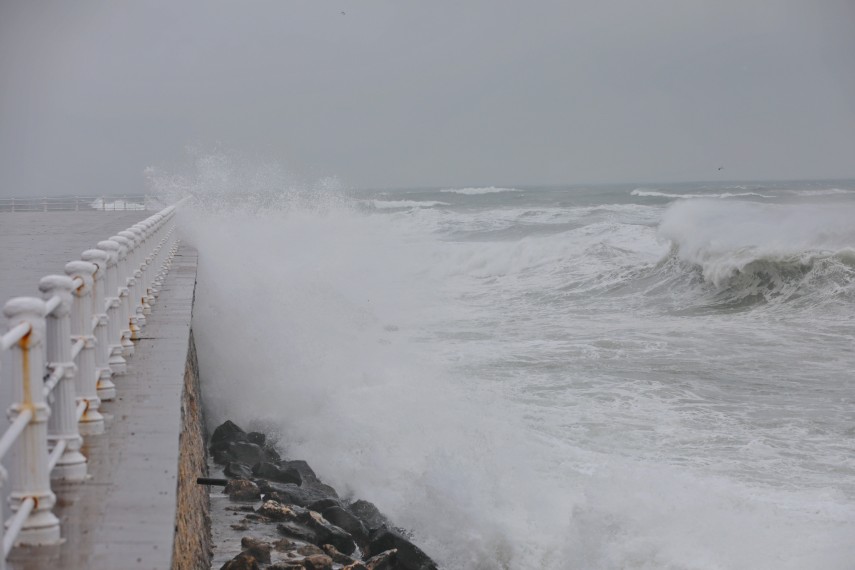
6;244;198;570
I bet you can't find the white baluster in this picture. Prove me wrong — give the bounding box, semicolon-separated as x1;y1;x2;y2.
3;298;61;545
39;276;87;481
97;240;126;375
64;261;104;435
80;250;115;402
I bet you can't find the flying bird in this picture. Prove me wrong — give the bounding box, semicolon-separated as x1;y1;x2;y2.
341;11;346;15
717;166;724;171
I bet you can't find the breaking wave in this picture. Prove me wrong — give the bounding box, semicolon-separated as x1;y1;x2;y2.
440;186;519;195
371;199;450;209
632;189;772;199
655;199;855;307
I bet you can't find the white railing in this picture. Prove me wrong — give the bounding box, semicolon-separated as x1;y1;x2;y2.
0;200;186;566
0;195;153;213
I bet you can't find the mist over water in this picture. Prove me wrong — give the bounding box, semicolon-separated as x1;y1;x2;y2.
168;158;855;569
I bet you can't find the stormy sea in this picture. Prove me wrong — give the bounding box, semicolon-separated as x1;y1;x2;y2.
175;163;855;569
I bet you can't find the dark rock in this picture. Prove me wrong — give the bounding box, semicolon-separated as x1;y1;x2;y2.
321;506;368;545
281;459;318;482
322;544;356;565
308;498;342;512
220;551;259;570
240;537;272;564
227;441;266;464
252;461;303;485
224;461;253;479
260;481;337;507
212;420;246;445
230;523;250;531
365;530;436;570
347;500;388;533
277;521;323;545
302;554;333;570
296;510;357;556
364;549;398;570
224;479;261;502
264;446;282;462
247;431;266;445
343;564;369;570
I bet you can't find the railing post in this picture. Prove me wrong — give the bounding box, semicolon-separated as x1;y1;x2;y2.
128;226;148;328
96;240;126;375
39;276;87;481
134;222;154;316
79;250;115;402
109;235;134;357
117;230;142;339
64;261;104;436
3;298;61;546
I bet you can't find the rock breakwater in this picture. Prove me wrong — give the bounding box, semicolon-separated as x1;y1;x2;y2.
207;420;438;570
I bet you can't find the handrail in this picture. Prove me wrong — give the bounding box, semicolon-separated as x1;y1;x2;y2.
0;194;152;213
0;198;186;561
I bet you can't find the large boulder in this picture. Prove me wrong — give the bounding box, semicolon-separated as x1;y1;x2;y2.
347;500;388;533
220;551;259;570
224;461;253;479
364;530;437;570
211;420;246;446
224;479;261;502
260;481;338;508
252;461;303;485
321;506;369;545
297;510;357;555
364;549;398;570
240;537;272;564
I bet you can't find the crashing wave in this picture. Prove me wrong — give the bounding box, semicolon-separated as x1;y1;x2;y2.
440;186;519;195
631;189;771;199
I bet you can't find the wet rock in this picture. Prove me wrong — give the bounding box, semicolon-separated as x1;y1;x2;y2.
247;431;266;446
296;510;357;555
364;549;398;570
212;420;246;446
322;544;356;565
252;461;303;485
224;479;261;502
269;563;304;570
296;544;325;556
230;523;250;531
257;500;300;521
302;554;333;570
261;481;338;507
308;498;342;512
224;461;253;479
220;551;259;570
227;441;266;464
273;537;295;551
365;530;437;570
240;537;272;564
342;564;369;570
277;521;323;545
321;506;368;545
347;500;388;533
281;459;318;482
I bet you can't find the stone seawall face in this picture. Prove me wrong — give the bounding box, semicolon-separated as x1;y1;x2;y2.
172;329;212;570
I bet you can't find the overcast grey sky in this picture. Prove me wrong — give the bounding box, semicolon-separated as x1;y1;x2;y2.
1;0;854;196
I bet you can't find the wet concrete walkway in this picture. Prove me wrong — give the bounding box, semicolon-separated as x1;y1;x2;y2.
1;212;199;570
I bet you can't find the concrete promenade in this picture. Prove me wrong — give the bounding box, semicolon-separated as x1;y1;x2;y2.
0;212;202;569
